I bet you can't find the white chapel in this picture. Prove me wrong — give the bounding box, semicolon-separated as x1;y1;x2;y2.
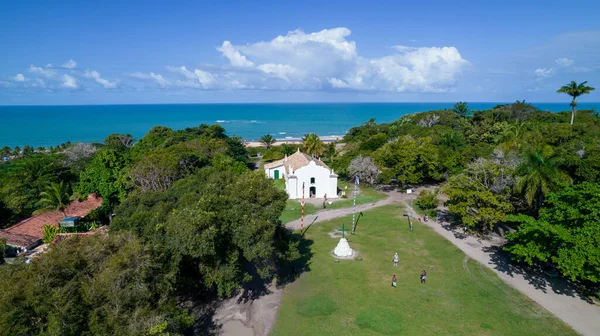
264;150;338;199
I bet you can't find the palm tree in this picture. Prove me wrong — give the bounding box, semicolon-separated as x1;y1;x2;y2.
514;147;571;211
452;102;470;118
325;142;338;163
279;143;294;156
302;133;325;157
38;182;72;218
260;134;276;149
495;121;528;153
556;81;595;125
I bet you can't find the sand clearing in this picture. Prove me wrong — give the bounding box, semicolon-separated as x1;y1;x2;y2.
244;136;342;147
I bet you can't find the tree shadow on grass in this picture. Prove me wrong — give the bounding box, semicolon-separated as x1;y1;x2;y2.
484;245;597;304
275;233;314;289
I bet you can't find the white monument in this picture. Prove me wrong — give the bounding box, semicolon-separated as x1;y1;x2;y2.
334;237;353;257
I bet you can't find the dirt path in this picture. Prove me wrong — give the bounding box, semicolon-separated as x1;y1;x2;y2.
401;193;600;336
285;190;407;231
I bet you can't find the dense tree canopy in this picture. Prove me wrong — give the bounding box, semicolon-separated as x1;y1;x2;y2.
506;182;600;283
0;233;191;335
112;167;297;296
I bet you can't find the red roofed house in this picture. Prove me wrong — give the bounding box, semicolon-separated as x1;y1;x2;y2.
0;194;102;254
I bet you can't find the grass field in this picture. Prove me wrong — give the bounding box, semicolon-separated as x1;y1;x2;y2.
277;179;386;224
271;205;576;336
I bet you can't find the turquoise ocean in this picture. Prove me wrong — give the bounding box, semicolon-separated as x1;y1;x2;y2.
1;103;599;148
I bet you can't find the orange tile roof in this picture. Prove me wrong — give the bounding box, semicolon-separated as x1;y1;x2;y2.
0;194;102;248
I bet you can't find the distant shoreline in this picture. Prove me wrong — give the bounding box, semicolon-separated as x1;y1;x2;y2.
244;136;342;148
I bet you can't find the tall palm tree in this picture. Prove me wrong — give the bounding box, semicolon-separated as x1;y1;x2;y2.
452;102;470;118
302;133;325;157
557;81;595;125
515;147;571;211
260;134;276;149
38;182;72;218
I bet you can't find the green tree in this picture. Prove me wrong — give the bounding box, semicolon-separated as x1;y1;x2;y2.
0;238;7;263
495;121;528;153
0;233;192;335
279;143;295;156
302;133;325;157
514;146;571;211
506;182;600;283
77;149;131;207
260;134;277;149
38;182;71;218
442;159;513;232
376;136;442;187
556;81;595;125
22;145;34;157
415;189;439;210
0;146;10;157
453;102;470;118
112;167;298;297
325;142;338;163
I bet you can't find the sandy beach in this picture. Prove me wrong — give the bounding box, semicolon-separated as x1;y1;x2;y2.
244;135;342;148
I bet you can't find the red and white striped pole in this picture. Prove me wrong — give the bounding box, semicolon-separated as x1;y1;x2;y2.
301;182;305;233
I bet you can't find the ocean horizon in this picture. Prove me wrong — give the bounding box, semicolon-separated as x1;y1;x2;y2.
1;102;599;148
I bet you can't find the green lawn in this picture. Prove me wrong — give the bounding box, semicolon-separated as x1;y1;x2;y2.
280;199;319;224
271;205;576;336
277;179;386;224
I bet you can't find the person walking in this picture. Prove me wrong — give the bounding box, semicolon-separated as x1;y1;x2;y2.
393;252;399;267
420;270;427;284
392;275;397;289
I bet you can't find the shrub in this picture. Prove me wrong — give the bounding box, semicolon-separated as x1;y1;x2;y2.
415;189;439;210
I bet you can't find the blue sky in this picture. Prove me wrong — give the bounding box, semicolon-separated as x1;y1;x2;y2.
1;0;599;105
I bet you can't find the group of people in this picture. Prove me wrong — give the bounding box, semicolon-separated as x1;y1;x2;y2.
391;252;427;289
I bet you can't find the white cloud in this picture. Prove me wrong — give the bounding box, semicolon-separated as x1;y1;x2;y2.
11;27;469;94
83;69;117;88
167;66;215;88
394;45;418;52
217;41;255;67
129;72;169;87
62;59;77;69
61;74;78;88
257;63;303;81
555;57;574;67
194;69;215;86
28;65;57;78
13;74;26;82
187;27;467;92
534;67;555;78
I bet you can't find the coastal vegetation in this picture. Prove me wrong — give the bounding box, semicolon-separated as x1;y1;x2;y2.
0;89;598;333
332;91;599;287
0;123;300;334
